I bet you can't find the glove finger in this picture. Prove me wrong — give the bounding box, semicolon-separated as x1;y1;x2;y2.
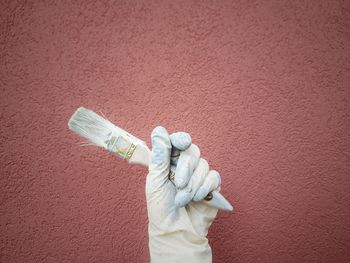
148;126;172;183
174;144;200;189
174;158;209;207
170;132;192;151
169;132;192;166
193;170;221;201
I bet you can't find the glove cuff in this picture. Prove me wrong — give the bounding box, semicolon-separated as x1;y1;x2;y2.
148;226;212;263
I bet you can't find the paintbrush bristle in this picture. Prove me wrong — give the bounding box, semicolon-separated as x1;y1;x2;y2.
68;107;116;149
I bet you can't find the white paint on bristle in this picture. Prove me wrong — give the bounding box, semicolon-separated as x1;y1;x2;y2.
68;107;116;150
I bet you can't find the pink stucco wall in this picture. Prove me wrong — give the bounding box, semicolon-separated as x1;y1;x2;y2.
1;1;350;262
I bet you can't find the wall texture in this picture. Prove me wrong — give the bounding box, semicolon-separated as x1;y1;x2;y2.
1;0;350;262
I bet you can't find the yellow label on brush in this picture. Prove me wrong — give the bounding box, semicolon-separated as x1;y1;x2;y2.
106;135;136;160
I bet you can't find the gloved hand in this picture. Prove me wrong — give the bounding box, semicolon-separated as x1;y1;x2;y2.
146;126;221;263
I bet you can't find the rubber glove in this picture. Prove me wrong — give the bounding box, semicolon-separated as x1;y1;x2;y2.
146;126;221;263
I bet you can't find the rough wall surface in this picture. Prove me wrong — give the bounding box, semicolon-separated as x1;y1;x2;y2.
1;0;350;262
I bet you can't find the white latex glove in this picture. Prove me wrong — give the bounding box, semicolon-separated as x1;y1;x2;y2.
146;126;221;263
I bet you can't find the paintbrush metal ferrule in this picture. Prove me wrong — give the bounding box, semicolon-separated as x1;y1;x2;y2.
105;132;137;161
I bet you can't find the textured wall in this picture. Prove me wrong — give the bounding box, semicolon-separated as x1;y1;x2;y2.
1;0;350;262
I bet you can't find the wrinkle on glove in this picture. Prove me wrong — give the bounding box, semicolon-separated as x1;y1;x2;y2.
146;126;217;263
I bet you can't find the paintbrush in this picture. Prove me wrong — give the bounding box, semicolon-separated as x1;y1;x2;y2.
68;107;233;211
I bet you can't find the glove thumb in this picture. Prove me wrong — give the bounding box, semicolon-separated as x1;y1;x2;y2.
147;126;172;187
